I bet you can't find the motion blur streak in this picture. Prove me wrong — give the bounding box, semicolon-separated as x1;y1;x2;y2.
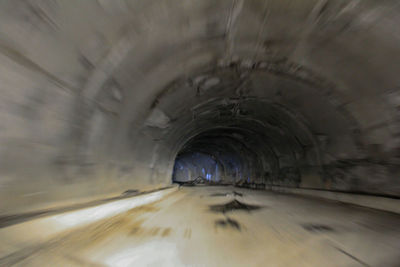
51;190;167;227
1;0;400;266
104;241;182;267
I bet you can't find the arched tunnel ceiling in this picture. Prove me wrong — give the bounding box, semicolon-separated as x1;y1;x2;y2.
0;0;399;213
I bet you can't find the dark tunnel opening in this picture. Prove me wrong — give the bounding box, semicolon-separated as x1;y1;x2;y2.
172;152;222;183
170;99;311;189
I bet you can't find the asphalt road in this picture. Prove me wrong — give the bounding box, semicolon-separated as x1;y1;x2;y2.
1;186;400;267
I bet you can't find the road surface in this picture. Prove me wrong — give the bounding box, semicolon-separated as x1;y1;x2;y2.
1;186;400;267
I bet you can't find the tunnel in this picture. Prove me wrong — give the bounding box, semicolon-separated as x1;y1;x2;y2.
1;1;400;266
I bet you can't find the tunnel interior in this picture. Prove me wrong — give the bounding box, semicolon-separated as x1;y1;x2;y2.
171;96;316;187
0;0;400;215
2;2;400;266
166;61;397;193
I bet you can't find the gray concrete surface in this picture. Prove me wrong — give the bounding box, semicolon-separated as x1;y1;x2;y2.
266;185;400;214
1;186;399;267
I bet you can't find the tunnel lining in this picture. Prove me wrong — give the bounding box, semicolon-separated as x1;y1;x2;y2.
1;0;400;214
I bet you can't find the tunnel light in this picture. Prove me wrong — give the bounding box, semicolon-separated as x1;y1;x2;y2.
51;191;164;228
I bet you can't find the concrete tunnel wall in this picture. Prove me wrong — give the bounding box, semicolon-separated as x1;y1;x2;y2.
0;0;400;214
